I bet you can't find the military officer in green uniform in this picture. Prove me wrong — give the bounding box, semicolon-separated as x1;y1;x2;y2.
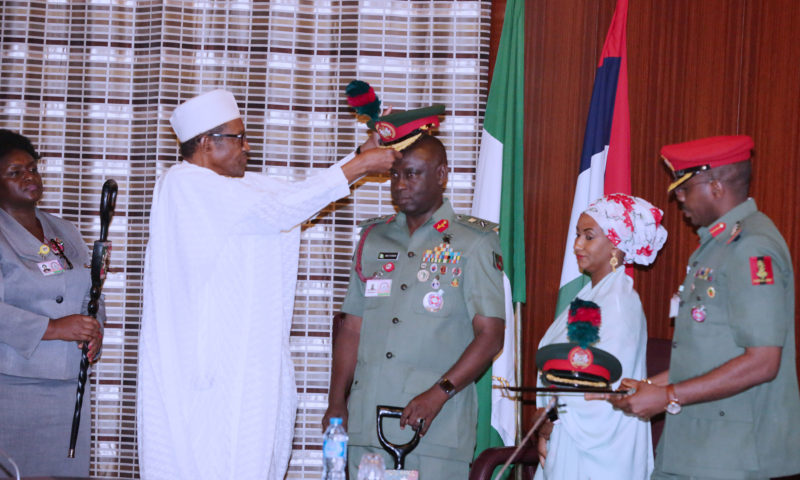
323;107;505;477
599;135;800;479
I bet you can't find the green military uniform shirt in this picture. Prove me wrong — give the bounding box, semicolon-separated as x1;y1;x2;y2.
656;199;800;479
341;198;506;467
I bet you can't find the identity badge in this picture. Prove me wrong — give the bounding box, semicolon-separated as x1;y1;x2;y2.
38;260;65;276
365;278;392;297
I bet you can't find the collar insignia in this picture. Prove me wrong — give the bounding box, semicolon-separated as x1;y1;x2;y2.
709;222;727;238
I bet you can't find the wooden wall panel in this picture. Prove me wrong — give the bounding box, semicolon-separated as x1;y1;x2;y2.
522;0;612;392
520;0;800;423
628;0;746;340
738;0;800;377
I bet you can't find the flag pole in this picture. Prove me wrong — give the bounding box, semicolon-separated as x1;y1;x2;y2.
514;301;522;480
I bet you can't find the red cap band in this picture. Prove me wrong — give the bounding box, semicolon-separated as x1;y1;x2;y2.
542;359;611;381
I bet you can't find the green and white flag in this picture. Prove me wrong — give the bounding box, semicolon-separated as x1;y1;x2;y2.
471;0;525;459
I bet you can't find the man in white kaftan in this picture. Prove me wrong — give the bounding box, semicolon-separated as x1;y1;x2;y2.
137;90;398;479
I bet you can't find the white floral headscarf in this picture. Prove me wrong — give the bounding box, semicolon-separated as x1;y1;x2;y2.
583;193;668;266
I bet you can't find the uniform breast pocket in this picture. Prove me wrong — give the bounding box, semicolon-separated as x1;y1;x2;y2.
412;286;453;317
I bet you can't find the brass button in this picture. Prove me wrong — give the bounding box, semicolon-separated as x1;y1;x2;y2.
400;284;408;291
408;251;415;258
386;352;393;359
392;317;399;324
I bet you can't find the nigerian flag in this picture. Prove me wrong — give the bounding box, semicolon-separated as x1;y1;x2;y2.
472;0;524;464
555;0;631;317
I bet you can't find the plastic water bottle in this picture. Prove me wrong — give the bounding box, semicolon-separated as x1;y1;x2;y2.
322;417;348;480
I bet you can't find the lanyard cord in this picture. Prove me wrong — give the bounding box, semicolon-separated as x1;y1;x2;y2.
355;223;378;283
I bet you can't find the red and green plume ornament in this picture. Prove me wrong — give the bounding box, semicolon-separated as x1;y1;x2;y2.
346;80;381;123
567;298;601;349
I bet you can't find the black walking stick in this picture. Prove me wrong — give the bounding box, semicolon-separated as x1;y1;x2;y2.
376;405;422;470
68;179;117;458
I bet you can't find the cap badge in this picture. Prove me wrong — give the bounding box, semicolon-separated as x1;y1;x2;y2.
568;346;594;369
375;122;396;140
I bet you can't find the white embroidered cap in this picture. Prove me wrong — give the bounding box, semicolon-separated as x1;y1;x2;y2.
169;89;241;143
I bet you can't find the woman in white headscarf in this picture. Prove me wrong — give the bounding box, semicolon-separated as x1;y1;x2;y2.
534;193;668;480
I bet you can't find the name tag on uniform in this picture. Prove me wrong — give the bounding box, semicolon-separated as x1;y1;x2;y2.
365;278;392;297
669;293;680;318
38;260;65;276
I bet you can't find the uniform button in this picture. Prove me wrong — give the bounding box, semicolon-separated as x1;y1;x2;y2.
386;352;393;359
679;300;685;307
719;411;725;416
400;284;408;291
692;261;698;267
55;296;64;304
696;296;701;301
672;341;678;349
392;317;400;324
408;251;415;258
354;380;359;385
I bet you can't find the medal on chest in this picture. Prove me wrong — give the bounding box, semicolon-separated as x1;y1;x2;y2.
423;289;444;312
691;305;706;322
422;242;461;265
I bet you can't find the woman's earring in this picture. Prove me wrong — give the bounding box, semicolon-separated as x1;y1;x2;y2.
609;256;618;272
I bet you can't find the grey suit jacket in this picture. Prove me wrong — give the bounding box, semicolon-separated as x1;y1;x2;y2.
0;207;105;380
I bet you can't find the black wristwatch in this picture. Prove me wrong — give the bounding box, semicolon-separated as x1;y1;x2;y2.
437;377;456;398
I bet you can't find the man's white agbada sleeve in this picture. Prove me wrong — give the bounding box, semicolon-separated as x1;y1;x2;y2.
137;161;350;480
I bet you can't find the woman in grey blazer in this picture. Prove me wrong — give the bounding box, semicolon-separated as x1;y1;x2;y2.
0;130;103;477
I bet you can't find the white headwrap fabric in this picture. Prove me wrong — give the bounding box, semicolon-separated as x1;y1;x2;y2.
583;193;667;266
170;89;241;143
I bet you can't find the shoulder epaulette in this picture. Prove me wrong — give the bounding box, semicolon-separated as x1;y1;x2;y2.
358;214;396;228
454;214;499;233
